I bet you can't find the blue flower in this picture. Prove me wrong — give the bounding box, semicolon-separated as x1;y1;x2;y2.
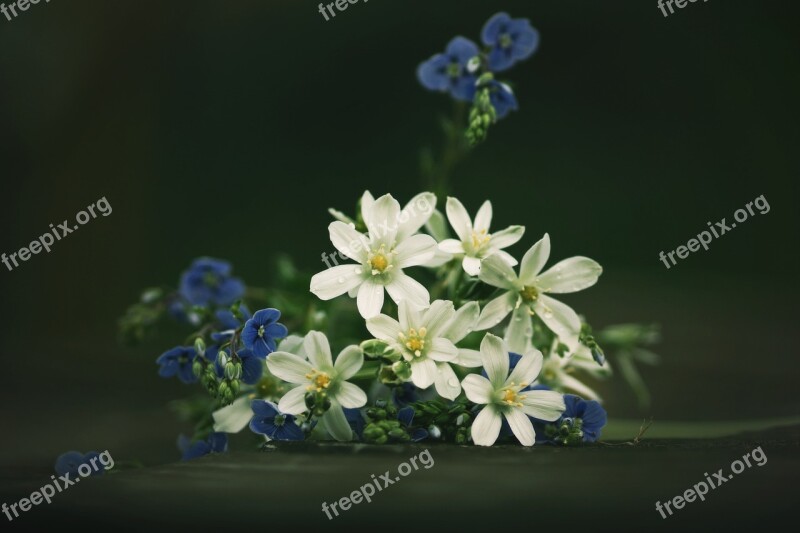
482;12;540;72
249;400;304;441
345;408;366;440
417;36;480;102
156;346;198;384
487;80;519;119
179;258;245;307
392;383;421;407
178;433;228;461
532;393;607;444
211;303;252;343
54;451;103;477
241;308;288;358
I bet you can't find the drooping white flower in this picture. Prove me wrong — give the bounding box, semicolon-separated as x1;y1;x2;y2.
310;193;438;319
537;341;612;402
438;197;525;276
476;233;602;353
266;331;367;441
461;333;565;446
366;300;480;400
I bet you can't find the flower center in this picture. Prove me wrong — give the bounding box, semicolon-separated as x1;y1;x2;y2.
520;285;539;302
367;244;394;276
398;327;427;357
305;369;332;393
447;62;461;78
470;229;491;252
499;382;528;408
257;325;266;338
499;33;513;48
203;271;219;287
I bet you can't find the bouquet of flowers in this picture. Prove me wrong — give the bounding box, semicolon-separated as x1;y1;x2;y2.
118;12;659;459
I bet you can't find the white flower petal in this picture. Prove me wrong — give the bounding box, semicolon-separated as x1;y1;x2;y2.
478;254;519;290
462;255;482;276
397;192;437;241
278;334;306;357
491;249;518;267
333;345;363;381
310;264;364;301
385;271;430;307
504;305;533;354
519;233;551;285
427;337;458;362
490;225;525;249
357;278;385;319
438;239;465;255
454;348;482;367
534;295;582;349
461;373;494;404
424;208;449;241
212;397;253;434
445;197;473;241
476;292;516;330
359;190;375;225
303;331;334;370
434;362;461;400
480;333;510;388
410;358;437;388
505;349;543;388
473;200;492;232
443;301;479;343
266;352;313;384
322;405;352;441
520;390;566;421
397;299;422;332
471;405;502;446
536;256;603;294
329;221;369;262
366;194;401;247
422;300;455;338
278;385;309;415
394;234;437;268
334;381;367;408
504;408;536;446
366;314;402;341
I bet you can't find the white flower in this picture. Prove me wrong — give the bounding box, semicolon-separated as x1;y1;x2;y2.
310;193;438;319
438;197;525;276
476;233;602;353
212;396;254;434
461;333;565;446
537;341;612;402
366;300;480;400
266;331;367;441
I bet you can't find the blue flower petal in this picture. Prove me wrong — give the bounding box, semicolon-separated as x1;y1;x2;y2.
240;353;264;385
417;54;451;91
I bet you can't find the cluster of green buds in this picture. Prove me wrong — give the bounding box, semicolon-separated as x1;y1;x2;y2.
466;73;498;146
544;417;585;446
304;389;331;417
411;399;472;443
362;401;411;444
360;339;412;386
216;349;242;406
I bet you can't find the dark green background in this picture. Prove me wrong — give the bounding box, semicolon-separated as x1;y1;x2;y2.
1;0;798;489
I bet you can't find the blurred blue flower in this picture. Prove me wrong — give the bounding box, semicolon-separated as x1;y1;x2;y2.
211;303;252;343
249;400;304;441
241;308;288;358
345;408;366;440
482;12;540;72
179;258;244;307
156;346;198;384
392;383;420;407
417;36;480;102
561;394;607;442
54;451;103;477
398;406;428;442
487;81;519;119
178;433;228;461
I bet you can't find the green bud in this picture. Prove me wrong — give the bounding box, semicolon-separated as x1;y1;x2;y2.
224;361;236;380
229;379;240;395
305;392;316;410
234;362;243;380
194;337;206;358
217;351;229;367
360;339;401;362
192;359;204;378
391;361;412;381
378;365;402;386
140;287;163;303
217;380;229;398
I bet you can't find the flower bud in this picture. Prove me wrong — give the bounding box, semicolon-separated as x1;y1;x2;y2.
194;337;206;358
217;351;229;367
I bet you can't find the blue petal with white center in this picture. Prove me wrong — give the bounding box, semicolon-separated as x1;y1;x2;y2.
241;308;288;358
482;12;540;72
249;400;305;441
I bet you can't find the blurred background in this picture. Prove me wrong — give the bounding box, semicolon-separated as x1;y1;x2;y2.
1;0;798;472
